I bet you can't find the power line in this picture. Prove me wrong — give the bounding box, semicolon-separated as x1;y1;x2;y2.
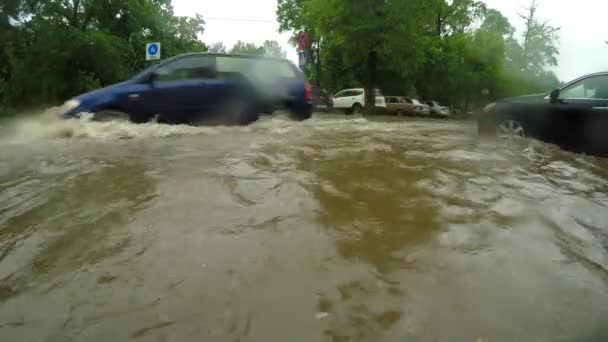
205;17;276;23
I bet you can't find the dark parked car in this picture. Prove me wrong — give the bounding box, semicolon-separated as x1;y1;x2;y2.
478;72;608;156
311;86;333;112
60;53;313;125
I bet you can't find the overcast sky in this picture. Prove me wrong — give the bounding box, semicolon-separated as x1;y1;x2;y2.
173;0;608;82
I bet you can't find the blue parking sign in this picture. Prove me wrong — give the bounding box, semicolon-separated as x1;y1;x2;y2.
146;42;161;61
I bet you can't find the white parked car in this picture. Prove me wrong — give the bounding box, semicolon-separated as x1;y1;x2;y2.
333;88;387;114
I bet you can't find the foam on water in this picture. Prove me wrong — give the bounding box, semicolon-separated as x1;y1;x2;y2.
0;108;251;143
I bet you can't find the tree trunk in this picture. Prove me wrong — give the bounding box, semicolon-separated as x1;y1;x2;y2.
364;50;377;115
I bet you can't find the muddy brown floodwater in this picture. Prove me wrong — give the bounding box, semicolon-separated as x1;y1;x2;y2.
0;112;608;341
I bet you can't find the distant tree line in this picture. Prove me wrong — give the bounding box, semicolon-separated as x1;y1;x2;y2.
209;40;287;58
277;0;561;112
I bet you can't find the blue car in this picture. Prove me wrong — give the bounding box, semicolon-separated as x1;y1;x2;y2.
60;53;313;125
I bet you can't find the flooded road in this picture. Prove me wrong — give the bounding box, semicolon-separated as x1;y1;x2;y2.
1;112;608;341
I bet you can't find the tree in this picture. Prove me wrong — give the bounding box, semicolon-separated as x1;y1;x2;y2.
208;42;227;54
228;40;286;58
1;0;208;110
230;41;264;55
262;40;286;58
517;0;560;76
276;0;560;112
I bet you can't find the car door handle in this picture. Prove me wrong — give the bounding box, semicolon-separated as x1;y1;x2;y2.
593;107;608;110
128;93;140;100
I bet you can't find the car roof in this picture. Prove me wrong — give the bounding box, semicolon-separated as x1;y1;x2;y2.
560;71;608;89
133;52;297;80
172;52;290;62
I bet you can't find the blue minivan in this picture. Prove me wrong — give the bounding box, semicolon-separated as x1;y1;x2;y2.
60;53;313;125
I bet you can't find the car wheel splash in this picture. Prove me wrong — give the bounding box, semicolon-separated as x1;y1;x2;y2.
497;120;525;140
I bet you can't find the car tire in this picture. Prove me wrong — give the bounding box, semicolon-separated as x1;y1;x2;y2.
496;119;525;139
229;98;259;125
94;110;137;123
396;110;404;117
352;103;363;114
289;110;312;121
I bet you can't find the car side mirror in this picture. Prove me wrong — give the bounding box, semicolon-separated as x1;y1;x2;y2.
549;89;560;104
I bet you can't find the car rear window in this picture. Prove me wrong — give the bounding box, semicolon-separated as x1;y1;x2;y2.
352;90;363;96
216;56;297;80
216;56;251;74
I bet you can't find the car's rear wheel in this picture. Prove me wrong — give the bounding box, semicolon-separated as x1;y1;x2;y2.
289;110;312;121
352;103;363;114
228;98;259;125
497;119;525;139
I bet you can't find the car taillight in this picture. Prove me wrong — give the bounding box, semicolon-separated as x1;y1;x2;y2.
329;96;333;104
305;82;312;101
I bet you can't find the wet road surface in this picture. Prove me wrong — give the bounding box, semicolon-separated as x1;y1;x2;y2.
1;113;608;341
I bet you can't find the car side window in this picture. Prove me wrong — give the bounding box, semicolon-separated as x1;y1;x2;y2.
335;91;346;98
156;56;215;81
398;98;407;104
405;98;413;104
560;75;608;100
353;90;363;96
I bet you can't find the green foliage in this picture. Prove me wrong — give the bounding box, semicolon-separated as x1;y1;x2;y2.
277;0;561;111
228;40;286;58
230;41;265;55
208;42;227;54
262;40;287;58
1;0;207;108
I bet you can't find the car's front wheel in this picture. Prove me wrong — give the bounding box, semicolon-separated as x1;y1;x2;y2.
497;119;526;139
94;110;137;123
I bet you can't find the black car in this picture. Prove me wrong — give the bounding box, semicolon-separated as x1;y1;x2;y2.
478;72;608;157
311;86;333;112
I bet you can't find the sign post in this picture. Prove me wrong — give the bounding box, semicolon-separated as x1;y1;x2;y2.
297;32;309;72
298;51;307;71
146;42;161;61
298;32;309;51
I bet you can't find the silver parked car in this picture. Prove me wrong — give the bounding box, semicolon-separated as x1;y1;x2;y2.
425;100;450;118
411;98;431;116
